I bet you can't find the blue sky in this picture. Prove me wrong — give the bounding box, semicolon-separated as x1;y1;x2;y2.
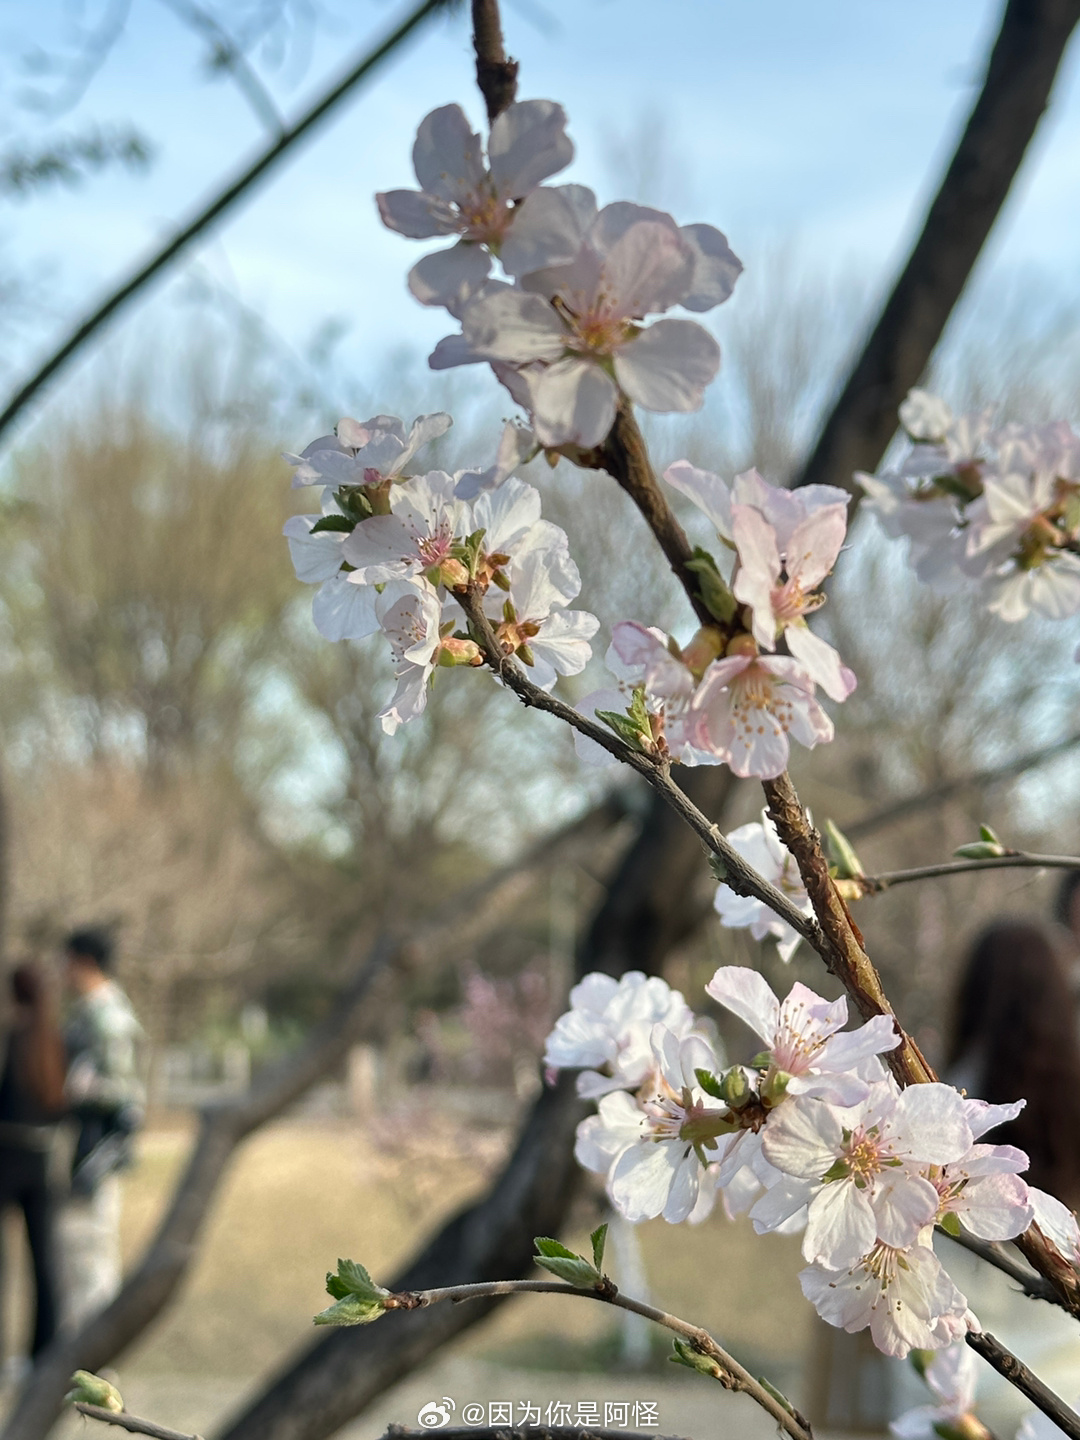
0;0;1078;429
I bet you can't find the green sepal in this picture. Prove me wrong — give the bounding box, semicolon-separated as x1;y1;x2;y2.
590;1223;608;1273
333;487;373;523
685;548;737;624
695;1067;726;1100
749;1050;773;1069
669;1339;723;1379
309;513;354;535
596;692;650;752
315;1258;390;1326
822;1158;851;1182
824;819;865;880
939;1210;962;1237
909;1348;933;1380
534;1236;599;1288
65;1372;124;1413
708;854;727;883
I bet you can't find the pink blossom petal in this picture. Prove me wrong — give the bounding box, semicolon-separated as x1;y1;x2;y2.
500;183;597;277
704;966;779;1044
408;243;492;312
679;222;743;311
530;356;619;448
614;318;720;413
412;104;485;202
603;221;693;318
487;99;573;198
376;188;457;238
462;290;568;363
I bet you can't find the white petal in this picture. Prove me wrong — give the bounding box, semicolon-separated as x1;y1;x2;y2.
804;1180;876;1268
679;223;743;312
662;460;733;538
408;243;492;313
704;966;778;1043
610;1141;681;1223
601;219;693;317
311;575;379;642
376;188;456;238
412;104;484;202
530;357;618;448
378;663;431;734
500;183;597;277
462;290;568;363
487;99;573;198
872;1173;939;1249
614;319;720;413
785;625;857;702
284;515;346;583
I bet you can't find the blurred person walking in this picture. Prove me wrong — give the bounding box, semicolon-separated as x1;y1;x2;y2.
60;928;145;1331
937;917;1080;1433
0;963;66;1371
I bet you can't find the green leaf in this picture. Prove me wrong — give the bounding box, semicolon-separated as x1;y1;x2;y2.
596;709;649;752
823;819;864;880
534;1237;580;1260
313;1292;387;1326
309;513;354;535
534;1255;601;1287
669;1339;723;1379
953;841;1006;860
978;824;1002;845
685;548;737;624
695;1067;726;1100
939;1211;962;1238
590;1223;608;1273
707;854;727;883
65;1372;124;1413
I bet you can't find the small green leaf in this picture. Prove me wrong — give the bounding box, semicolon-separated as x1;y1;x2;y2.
939;1211;962;1238
309;513;354;535
823;819;864;881
322;1257;390;1319
954;841;1006;860
596;709;649;752
695;1067;726;1100
669;1339;724;1379
65;1372;124;1413
313;1293;386;1326
535;1237;581;1260
590;1223;608;1273
708;854;728;883
685;548;737;624
534;1255;601;1287
978;824;1002;845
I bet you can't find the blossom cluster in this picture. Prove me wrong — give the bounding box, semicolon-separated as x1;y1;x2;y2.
576;465;857;778
283;411;597;731
860;389;1080;636
377;100;742;449
544;966;1035;1357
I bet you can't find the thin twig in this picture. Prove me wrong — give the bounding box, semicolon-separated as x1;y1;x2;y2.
940;1228;1060;1305
385;1279;813;1440
0;0;453;445
73;1405;203;1440
471;0;518;121
858;851;1080;893
968;1332;1080;1440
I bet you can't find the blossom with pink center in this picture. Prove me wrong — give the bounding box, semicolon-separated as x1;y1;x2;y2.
342;470;469;585
801;1241;973;1357
573;621;711;768
931;1138;1032;1242
692;651;833;779
375;580;445;734
704;968;899;1106
712;811;814;962
544;970;696;1099
376;101;575;313
284;412;452;490
458;211;726;447
762;1083;973;1268
731;500;856;701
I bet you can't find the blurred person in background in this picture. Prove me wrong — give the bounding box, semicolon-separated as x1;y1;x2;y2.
935;917;1080;1432
0;963;66;1375
61;927;145;1331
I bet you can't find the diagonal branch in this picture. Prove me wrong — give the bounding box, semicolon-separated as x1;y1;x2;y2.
0;0;454;447
794;0;1080;496
857;851;1080;893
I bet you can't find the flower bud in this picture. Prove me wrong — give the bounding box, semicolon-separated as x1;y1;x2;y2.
437;637;483;667
719;1065;753;1109
725;632;759;659
680;626;725;678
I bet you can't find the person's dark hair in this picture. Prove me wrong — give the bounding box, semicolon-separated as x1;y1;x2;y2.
10;963;42;1007
1054;868;1080;929
65;926;113;972
948;918;1080;1207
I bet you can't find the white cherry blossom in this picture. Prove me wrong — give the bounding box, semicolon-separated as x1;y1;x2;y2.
544;970;696;1098
712;811;813;962
1028;1187;1080;1265
800;1241;973;1358
376;101;574;312
762;1083;973;1268
693;649;833;778
704;967;899;1105
342;470;470;585
285;412;452;490
375;580;445;734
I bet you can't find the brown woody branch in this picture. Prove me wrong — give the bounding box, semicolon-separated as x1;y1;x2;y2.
968;1332;1080;1440
74;1406;203;1440
857;851;1080;893
472;0;518;122
386;1278;813;1440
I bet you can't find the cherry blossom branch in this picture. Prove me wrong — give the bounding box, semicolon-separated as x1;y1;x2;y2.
471;0;518;122
940;1230;1060;1306
589;402;717;629
857;851;1080;894
383;1279;813;1440
458;585;823;947
967;1332;1080;1440
73;1406;203;1440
